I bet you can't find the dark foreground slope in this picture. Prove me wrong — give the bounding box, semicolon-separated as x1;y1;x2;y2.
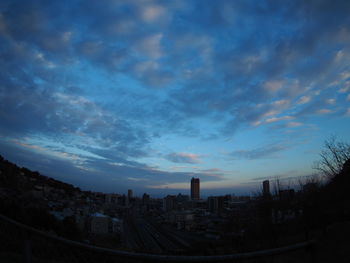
0;155;82;240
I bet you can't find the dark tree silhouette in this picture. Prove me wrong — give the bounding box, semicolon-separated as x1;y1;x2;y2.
314;136;350;179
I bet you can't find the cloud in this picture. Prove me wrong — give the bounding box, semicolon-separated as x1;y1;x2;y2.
293;91;342;118
147;179;241;191
265;115;294;124
251;170;314;185
316;109;332;114
164;153;201;164
1;0;350;195
135;33;163;59
0;138;227;194
1;0;349;139
200;168;221;173
297;95;311;104
197;168;225;179
230;143;289;160
326;98;336;105
270;121;305;130
146;182;188;190
286;122;303;128
0;84;150;159
165;152;201;164
127;177;148;182
263;80;284;92
141;5;166;22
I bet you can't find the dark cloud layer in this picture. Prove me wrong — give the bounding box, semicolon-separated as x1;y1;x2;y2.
1;0;349;135
230;143;289;160
165;152;200;164
0;140;224;195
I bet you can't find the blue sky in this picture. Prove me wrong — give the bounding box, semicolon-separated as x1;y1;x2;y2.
0;0;350;197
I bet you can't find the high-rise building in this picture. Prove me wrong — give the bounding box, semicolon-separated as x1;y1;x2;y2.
191;177;200;200
263;180;270;196
127;189;133;200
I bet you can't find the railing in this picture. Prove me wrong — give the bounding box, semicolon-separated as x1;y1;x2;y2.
0;213;315;263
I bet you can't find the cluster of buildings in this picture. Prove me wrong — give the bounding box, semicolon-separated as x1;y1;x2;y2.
158;178;307;237
158;178;254;238
1;155;326;253
25;174;303;244
37;176;254;242
25;180;129;237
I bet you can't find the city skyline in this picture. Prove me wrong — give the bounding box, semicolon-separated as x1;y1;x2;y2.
0;0;350;196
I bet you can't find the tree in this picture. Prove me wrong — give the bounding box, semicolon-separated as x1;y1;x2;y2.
314;136;350;178
272;176;282;196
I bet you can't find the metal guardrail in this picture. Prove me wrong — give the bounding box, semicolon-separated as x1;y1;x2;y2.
0;213;315;262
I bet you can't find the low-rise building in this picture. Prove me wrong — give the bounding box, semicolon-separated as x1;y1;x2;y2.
89;213;123;234
90;213;110;234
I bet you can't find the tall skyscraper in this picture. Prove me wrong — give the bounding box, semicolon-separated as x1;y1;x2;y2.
191;177;200;200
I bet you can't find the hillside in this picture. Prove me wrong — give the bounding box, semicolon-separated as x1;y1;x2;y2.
0;155;83;240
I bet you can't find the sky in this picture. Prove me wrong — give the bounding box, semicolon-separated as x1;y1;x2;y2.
0;0;350;197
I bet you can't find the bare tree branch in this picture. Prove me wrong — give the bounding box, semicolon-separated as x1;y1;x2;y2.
314;136;350;179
